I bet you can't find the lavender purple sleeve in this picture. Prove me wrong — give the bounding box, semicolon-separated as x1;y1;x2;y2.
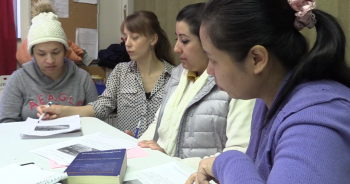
213;150;265;184
213;100;350;184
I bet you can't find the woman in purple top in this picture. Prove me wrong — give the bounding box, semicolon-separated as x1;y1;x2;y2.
186;0;350;184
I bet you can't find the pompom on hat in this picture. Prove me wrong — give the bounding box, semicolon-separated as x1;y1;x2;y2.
27;0;68;54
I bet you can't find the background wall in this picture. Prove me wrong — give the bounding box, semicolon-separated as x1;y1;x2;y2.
99;0;122;50
99;0;134;50
16;0;31;69
135;0;350;66
19;0;133;50
18;0;350;66
18;0;30;48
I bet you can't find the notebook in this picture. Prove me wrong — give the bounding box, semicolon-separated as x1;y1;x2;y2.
20;115;82;139
0;164;68;184
64;149;127;184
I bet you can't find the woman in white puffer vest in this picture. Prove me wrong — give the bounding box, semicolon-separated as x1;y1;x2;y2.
126;3;256;170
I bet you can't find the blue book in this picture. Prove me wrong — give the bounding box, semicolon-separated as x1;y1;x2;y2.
64;149;127;184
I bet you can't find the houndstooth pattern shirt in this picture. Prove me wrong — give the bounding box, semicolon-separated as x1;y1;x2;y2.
89;60;174;138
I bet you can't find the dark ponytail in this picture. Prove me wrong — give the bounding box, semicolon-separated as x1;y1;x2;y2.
268;9;350;120
202;0;350;121
293;9;348;81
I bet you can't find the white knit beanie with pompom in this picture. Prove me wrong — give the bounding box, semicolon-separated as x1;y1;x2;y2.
27;0;68;54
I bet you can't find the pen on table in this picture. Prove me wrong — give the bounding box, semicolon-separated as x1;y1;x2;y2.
37;101;52;123
134;121;141;138
20;162;34;166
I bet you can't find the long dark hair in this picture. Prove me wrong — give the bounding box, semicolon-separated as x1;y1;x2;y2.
176;3;205;38
121;11;175;65
202;0;350;121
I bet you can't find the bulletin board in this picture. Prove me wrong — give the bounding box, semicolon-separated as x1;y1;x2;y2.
31;0;97;42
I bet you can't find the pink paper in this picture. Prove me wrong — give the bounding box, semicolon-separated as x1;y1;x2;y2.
48;159;68;169
127;147;149;159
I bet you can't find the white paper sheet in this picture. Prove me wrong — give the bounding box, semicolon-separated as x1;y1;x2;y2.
73;0;98;4
76;28;98;62
0;164;67;184
123;162;191;184
31;133;138;165
20;115;82;138
51;0;69;18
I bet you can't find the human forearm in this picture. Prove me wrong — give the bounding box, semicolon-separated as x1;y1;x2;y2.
61;105;96;117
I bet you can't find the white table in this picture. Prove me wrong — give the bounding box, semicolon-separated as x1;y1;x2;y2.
0;117;196;176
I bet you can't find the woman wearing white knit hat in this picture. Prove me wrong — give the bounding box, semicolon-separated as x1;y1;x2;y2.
0;0;98;123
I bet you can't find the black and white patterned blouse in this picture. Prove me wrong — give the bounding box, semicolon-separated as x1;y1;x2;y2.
89;60;174;137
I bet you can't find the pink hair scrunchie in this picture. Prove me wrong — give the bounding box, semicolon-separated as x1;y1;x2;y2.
288;0;317;31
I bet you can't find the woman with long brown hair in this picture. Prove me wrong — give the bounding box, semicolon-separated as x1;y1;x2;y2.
37;11;175;137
